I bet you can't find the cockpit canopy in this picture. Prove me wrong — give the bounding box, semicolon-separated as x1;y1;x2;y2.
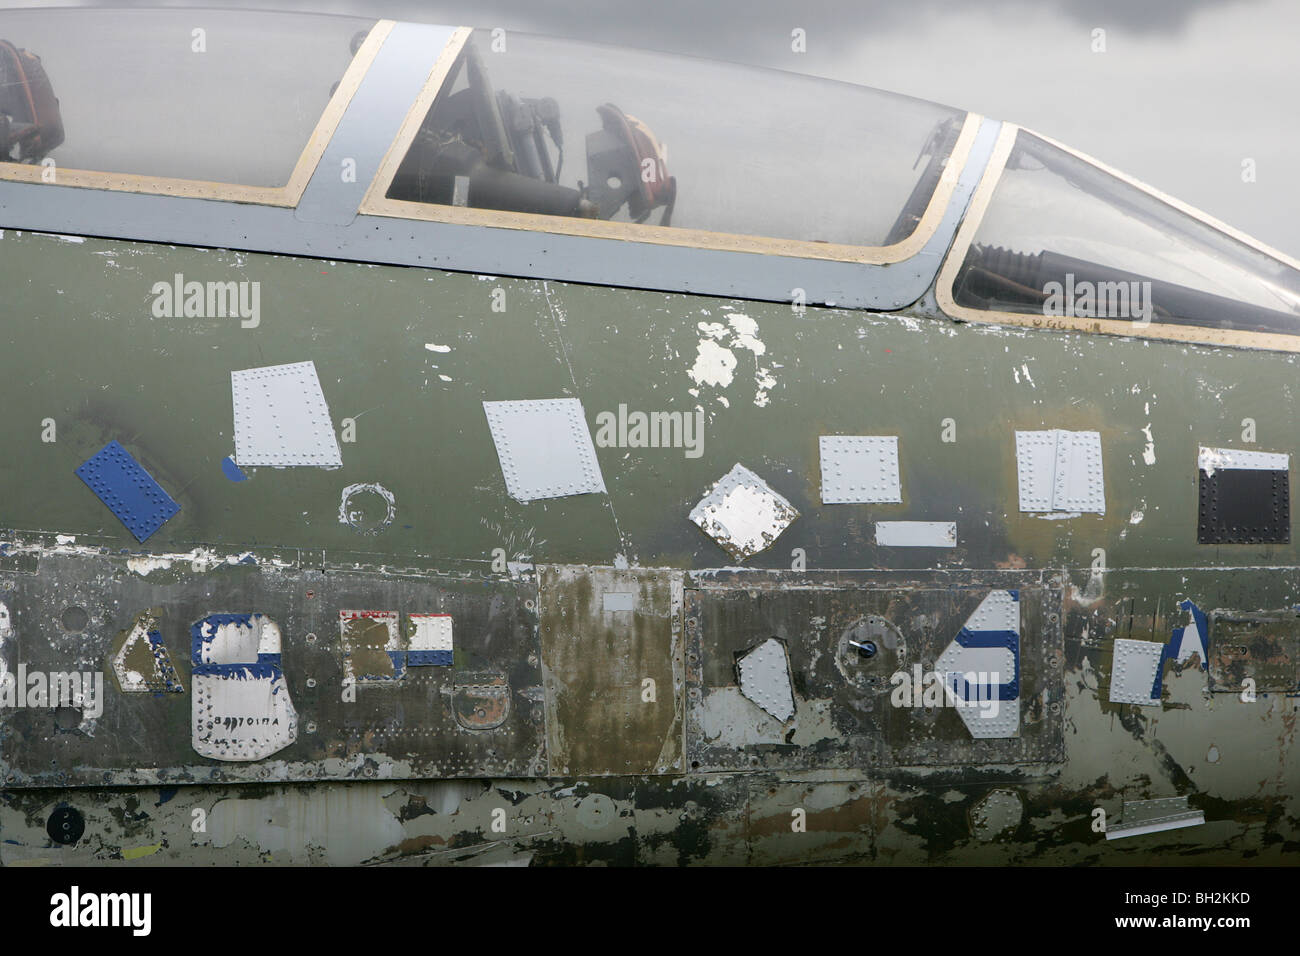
1;9;1299;349
0;8;369;186
384;28;965;248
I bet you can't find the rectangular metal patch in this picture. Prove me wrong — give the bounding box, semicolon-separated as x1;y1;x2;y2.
689;463;799;561
231;361;343;467
1108;638;1164;705
483;398;606;502
818;435;901;504
1106;796;1204;840
875;521;956;547
539;565;683;775
1197;448;1290;544
1015;429;1105;514
1208;610;1300;694
75;440;180;543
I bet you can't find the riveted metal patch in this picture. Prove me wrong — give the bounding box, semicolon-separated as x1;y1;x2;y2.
1015;429;1104;514
407;612;453;666
971;788;1023;841
75;440;180;543
689;463;798;561
483;398;606;502
819;435;901;504
736;637;796;722
1207;610;1300;694
1108;638;1164;705
1106;795;1204;840
339;610;404;683
1197;448;1290;544
231;361;343;467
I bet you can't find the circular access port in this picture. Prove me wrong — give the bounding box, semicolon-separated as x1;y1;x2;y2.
338;482;396;535
60;605;90;634
46;805;85;846
836;615;903;690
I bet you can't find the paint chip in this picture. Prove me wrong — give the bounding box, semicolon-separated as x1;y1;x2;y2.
689;463;798;561
483;399;606;502
819;436;901;504
231;361;343;467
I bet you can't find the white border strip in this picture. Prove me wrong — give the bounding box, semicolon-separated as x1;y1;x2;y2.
1198;446;1289;475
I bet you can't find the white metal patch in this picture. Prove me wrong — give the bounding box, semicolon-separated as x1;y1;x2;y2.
231;361;343;467
737;638;795;722
875;521;956;547
1198;446;1289;476
191;614;296;761
689;463;799;561
408;613;453;666
483;399;607;502
192;671;297;761
934;590;1021;739
818;435;901;504
1015;429;1104;514
1109;638;1164;705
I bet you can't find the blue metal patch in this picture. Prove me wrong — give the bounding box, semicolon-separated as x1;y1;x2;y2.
221;456;247;482
75;440;179;543
407;650;453;666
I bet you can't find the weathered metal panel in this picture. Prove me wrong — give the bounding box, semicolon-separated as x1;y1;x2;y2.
1208;610;1300;694
538;565;683;775
683;571;1064;771
0;547;545;786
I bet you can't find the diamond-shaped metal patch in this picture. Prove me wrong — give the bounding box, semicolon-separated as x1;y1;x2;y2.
483;399;606;502
689;463;798;561
231;361;343;467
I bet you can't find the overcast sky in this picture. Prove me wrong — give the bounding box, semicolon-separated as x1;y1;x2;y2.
5;0;1297;256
